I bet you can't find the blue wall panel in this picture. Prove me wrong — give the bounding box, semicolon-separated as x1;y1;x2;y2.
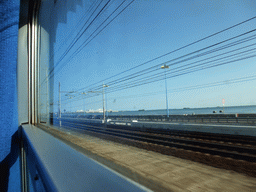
0;0;20;191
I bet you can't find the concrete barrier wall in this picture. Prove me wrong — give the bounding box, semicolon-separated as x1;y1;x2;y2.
108;114;256;125
106;120;256;137
130;122;256;137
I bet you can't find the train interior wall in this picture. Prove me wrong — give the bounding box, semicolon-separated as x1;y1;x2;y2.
0;1;20;191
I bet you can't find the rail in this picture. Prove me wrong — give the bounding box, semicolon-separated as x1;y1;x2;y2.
53;119;256;177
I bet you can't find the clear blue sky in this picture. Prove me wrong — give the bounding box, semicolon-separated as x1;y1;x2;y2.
46;0;256;112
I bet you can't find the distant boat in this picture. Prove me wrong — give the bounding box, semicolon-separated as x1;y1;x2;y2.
183;107;190;109
138;109;145;111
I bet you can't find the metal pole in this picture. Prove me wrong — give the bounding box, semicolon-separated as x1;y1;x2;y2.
105;93;108;118
59;82;61;126
164;69;169;117
102;83;105;122
46;68;49;124
83;97;85;117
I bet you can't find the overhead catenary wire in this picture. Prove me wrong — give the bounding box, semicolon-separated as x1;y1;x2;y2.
47;0;112;80
44;7;256;89
61;45;256;104
74;28;256;93
79;31;256;93
41;0;107;86
50;0;118;62
41;11;256;111
41;14;256;93
113;74;256;100
103;52;256;95
61;0;134;64
63;66;256;107
61;74;256;107
49;0;100;60
102;43;256;93
49;0;134;83
74;16;256;92
59;48;256;109
61;36;256;103
85;32;255;90
42;0;133;85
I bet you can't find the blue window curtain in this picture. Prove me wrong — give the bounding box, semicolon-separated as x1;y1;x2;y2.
0;1;20;191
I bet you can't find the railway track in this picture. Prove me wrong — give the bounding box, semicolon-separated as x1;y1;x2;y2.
53;118;256;176
109;121;256;148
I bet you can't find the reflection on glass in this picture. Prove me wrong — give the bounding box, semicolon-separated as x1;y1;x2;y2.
37;1;256;190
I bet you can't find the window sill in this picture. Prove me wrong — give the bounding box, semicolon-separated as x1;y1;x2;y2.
21;124;149;191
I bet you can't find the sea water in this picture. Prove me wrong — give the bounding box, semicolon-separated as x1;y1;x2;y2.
61;105;256;118
109;105;256;116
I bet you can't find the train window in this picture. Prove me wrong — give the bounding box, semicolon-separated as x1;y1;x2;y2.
39;0;256;123
36;0;256;191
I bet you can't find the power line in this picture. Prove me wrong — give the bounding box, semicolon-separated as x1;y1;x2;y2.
74;16;256;92
62;48;256;102
47;0;112;79
105;35;256;93
61;74;256;105
103;53;256;95
40;0;106;86
49;0;100;60
41;13;256;92
43;0;133;85
67;42;256;100
106;74;256;101
81;31;256;93
40;11;256;106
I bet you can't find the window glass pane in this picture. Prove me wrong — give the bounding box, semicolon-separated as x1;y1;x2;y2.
38;0;256;190
40;1;256;120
